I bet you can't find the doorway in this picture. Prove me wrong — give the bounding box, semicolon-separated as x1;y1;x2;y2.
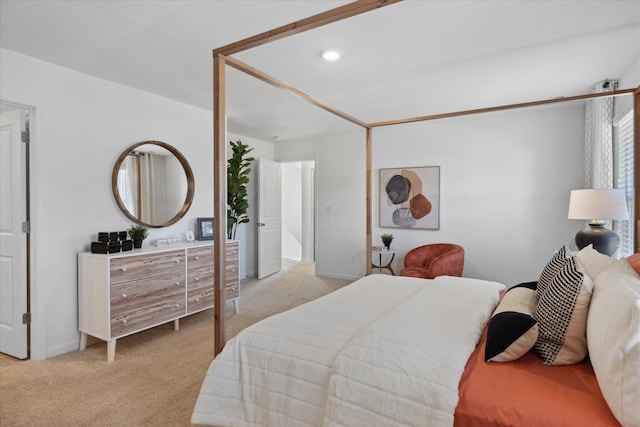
0;101;31;359
281;160;316;265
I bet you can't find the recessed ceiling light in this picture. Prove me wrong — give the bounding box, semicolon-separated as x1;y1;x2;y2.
321;49;342;61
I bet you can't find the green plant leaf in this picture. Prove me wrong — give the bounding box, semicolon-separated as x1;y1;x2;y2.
227;140;254;240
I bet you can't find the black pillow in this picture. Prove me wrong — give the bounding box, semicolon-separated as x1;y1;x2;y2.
485;285;539;362
512;281;537;290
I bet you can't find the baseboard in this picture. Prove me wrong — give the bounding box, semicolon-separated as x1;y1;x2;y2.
45;339;80;360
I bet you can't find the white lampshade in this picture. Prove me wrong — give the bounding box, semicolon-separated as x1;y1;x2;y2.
568;189;629;221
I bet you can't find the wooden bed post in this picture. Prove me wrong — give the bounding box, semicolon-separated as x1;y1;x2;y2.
634;86;639;253
366;127;373;275
213;53;227;356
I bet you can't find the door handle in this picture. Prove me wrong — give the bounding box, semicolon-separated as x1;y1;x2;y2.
257;222;266;227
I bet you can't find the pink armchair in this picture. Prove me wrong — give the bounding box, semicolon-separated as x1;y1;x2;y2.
399;243;465;279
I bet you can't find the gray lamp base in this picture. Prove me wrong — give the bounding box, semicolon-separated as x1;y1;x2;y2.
574;223;620;256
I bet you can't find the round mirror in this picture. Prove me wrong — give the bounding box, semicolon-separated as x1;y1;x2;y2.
112;141;194;228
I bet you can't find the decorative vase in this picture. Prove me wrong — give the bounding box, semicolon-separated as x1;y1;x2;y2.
133;239;143;249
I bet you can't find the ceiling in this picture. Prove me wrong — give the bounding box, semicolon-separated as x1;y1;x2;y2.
1;0;639;142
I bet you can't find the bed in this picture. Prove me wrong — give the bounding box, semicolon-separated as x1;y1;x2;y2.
192;247;640;427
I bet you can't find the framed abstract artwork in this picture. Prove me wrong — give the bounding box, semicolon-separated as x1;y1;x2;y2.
379;166;440;229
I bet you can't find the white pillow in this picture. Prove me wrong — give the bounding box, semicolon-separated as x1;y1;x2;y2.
587;258;640;427
575;244;616;280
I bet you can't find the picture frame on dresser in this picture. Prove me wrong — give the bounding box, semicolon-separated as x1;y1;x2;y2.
196;217;214;240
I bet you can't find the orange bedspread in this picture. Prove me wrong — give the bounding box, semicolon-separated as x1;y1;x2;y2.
455;328;620;427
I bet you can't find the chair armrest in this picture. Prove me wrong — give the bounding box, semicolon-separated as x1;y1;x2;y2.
405;246;438;267
428;249;464;277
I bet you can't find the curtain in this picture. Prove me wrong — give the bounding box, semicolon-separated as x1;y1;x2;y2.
118;155;138;216
139;152;155;223
584;79;617;189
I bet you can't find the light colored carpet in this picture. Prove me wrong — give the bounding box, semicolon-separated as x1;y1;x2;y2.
0;261;352;426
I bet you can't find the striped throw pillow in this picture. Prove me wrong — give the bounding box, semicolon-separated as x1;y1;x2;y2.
534;256;593;365
537;246;569;296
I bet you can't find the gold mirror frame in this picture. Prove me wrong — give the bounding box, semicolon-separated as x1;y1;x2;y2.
111;140;195;228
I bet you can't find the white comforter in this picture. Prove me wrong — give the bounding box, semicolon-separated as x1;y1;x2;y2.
192;274;504;427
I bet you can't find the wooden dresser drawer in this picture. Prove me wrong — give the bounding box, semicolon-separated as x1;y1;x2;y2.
225;263;239;299
225;260;239;284
188;280;237;311
225;283;239;301
110;271;184;308
187;266;214;313
110;272;185;337
187;246;215;270
187;286;214;314
111;293;184;337
187;266;214;291
226;242;239;263
110;251;184;285
225;241;240;300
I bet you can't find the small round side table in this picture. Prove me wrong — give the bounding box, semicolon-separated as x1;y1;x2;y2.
371;249;397;275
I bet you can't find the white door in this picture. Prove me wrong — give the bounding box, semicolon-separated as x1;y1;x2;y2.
0;107;29;359
257;158;282;279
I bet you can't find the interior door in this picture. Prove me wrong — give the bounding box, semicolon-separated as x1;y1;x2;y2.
257;158;282;279
0;106;29;359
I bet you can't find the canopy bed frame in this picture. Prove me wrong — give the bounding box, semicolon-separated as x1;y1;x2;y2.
210;0;639;356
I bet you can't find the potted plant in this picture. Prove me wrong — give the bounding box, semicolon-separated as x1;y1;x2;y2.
128;224;149;248
227;140;255;240
381;233;394;250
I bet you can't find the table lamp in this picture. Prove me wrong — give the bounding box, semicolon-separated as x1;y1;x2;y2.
568;189;629;256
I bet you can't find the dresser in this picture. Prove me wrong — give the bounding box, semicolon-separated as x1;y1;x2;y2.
78;240;239;362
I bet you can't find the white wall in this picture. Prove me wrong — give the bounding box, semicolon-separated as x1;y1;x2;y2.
275;132;367;280
0;48;273;359
372;104;586;286
276;104;586;285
